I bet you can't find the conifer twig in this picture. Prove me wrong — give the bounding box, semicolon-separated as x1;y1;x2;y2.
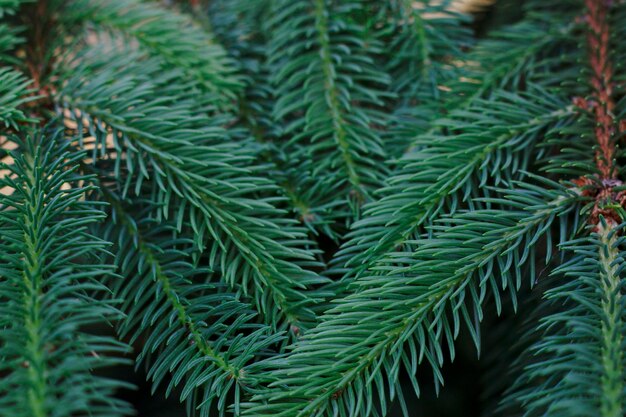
573;0;624;227
586;0;617;180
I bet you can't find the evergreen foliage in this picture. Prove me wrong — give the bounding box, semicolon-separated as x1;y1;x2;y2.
0;132;131;416
0;0;625;416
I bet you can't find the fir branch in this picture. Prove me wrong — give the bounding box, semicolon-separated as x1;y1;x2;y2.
244;182;580;417
391;2;577;157
56;45;327;329
374;0;472;156
335;89;576;282
65;0;242;109
597;225;625;417
504;223;626;416
209;0;342;239
0;68;35;129
313;0;359;191
451;5;577;102
268;0;391;215
502;3;626;415
0;132;131;417
5;0;624;414
96;186;280;417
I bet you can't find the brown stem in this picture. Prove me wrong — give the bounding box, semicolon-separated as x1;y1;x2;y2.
22;0;56;115
585;0;617;180
573;0;625;228
23;0;48;89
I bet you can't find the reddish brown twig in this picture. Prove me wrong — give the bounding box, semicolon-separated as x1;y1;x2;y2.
573;0;625;227
585;0;617;180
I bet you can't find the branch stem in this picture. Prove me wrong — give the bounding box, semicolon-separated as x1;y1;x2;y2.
584;0;618;180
